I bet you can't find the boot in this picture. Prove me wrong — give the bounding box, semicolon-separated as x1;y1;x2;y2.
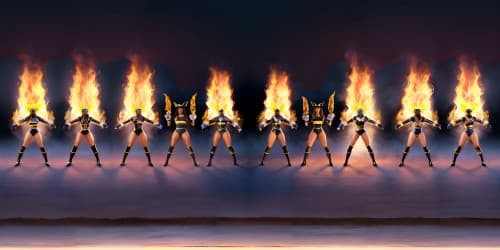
188;146;198;166
228;146;237;165
120;146;131;167
66;145;78;167
15;146;26;167
423;146;432;167
476;147;486;167
282;146;291;166
325;147;333;166
260;146;270;166
164;146;174;166
399;146;410;167
451;146;461;167
207;146;216;167
301;146;310;166
91;145;101;167
144;147;153;167
367;146;377;167
343;146;353;166
40;147;50;167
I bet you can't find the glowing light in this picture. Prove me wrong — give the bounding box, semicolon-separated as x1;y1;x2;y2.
259;69;296;122
397;59;437;123
341;55;380;121
448;58;488;122
65;56;105;122
12;59;54;124
203;68;240;123
118;56;157;123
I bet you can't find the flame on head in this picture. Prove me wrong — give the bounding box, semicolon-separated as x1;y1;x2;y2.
118;56;157;123
12;60;54;123
397;59;437;123
65;56;105;122
448;58;488;122
203;68;239;122
341;55;380;121
259;69;296;122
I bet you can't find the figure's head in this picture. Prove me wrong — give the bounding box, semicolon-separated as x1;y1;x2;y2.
218;109;224;116
82;108;89;115
29;108;36;115
135;108;142;115
466;108;472;116
274;109;280;116
357;108;364;117
414;108;421;116
177;107;185;115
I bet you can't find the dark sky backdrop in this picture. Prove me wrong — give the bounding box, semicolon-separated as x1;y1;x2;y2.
1;0;500;139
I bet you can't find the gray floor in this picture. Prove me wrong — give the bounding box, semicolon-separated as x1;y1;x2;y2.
0;130;499;219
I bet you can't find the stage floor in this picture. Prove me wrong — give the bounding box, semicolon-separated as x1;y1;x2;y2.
0;136;499;219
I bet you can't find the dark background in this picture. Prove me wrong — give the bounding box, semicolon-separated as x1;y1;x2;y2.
1;0;500;140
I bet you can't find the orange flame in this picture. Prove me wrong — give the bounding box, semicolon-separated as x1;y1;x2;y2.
65;56;105;122
203;68;240;123
259;69;296;122
397;59;437;123
118;57;157;123
448;58;488;122
12;60;54;123
341;56;380;121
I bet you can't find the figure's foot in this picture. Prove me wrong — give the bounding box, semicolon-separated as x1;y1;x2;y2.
450;162;455;167
428;161;433;167
482;161;487;167
233;162;238;166
148;162;154;167
97;162;102;167
287;162;291;167
343;162;348;167
207;162;212;167
163;162;168;167
194;162;199;167
66;162;72;167
329;162;333;167
120;162;126;167
45;162;51;167
14;162;20;167
373;161;378;167
301;161;306;166
398;162;404;167
259;162;264;166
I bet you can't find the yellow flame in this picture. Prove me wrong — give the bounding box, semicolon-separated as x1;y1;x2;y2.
341;56;380;121
203;68;239;122
448;58;488;122
12;61;54;123
65;56;105;122
118;57;157;122
259;69;296;122
397;59;437;123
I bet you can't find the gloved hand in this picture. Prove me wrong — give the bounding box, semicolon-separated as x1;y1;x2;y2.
337;122;345;131
302;115;309;122
327;113;335;122
291;122;298;130
189;114;197;121
164;114;172;121
201;122;208;130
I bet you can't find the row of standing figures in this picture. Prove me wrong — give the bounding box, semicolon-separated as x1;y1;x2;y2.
11;104;489;169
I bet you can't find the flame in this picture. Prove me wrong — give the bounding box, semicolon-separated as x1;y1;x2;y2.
259;69;296;122
118;57;157;123
65;56;105;122
12;60;54;123
341;56;380;121
448;58;488;122
396;59;437;123
203;68;240;122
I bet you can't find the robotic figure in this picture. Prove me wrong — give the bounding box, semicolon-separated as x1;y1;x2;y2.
13;108;55;167
338;108;383;167
163;93;198;167
300;95;335;166
65;108;107;167
395;108;441;167
259;109;298;166
448;108;488;167
115;109;161;167
202;109;242;166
